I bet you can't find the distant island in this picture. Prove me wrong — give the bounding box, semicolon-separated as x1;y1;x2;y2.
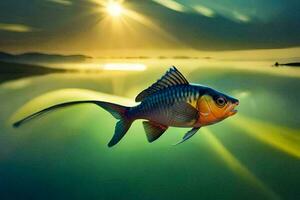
274;62;300;67
0;52;92;64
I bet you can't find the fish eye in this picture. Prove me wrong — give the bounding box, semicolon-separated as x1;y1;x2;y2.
216;97;226;107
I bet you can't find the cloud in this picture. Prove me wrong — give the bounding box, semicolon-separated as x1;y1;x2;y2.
0;0;299;52
232;11;251;23
0;23;35;32
193;5;215;18
152;0;185;12
47;0;72;6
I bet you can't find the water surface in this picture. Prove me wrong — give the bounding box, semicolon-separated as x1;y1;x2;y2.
0;60;299;200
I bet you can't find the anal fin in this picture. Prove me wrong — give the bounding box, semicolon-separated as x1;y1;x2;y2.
143;121;168;143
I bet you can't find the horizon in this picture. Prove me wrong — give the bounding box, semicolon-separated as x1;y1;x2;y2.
1;47;300;62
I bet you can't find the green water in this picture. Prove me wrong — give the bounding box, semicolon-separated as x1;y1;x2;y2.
0;60;299;200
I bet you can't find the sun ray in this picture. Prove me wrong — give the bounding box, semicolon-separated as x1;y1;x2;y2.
88;0;184;47
202;128;280;200
229;115;300;159
122;9;182;45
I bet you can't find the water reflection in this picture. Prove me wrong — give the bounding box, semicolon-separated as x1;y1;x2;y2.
103;63;147;71
1;79;32;90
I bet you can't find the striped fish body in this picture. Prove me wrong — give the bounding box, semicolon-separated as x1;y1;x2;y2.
13;67;239;147
129;84;202;127
123;67;238;145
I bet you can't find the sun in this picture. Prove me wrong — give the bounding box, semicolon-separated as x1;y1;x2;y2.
106;1;123;17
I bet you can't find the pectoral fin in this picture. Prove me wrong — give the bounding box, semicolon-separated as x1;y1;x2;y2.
174;127;200;145
171;102;199;124
143;121;168;142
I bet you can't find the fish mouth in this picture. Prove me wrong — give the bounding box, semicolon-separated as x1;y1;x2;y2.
229;102;239;116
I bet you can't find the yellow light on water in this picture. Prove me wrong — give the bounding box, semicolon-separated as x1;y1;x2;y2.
106;1;123;17
230;115;300;159
202;128;280;200
103;63;147;71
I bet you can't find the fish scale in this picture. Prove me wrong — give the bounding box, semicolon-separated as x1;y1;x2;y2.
130;85;201;126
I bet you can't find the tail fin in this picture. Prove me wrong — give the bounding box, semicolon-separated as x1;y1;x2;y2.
13;100;134;147
108;118;132;147
96;102;133;147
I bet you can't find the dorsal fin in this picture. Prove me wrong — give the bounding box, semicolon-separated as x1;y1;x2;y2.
135;66;189;102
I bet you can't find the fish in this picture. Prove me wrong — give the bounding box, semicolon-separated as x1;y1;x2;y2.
13;66;239;147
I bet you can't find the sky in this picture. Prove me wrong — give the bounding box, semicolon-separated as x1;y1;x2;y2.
0;0;299;56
